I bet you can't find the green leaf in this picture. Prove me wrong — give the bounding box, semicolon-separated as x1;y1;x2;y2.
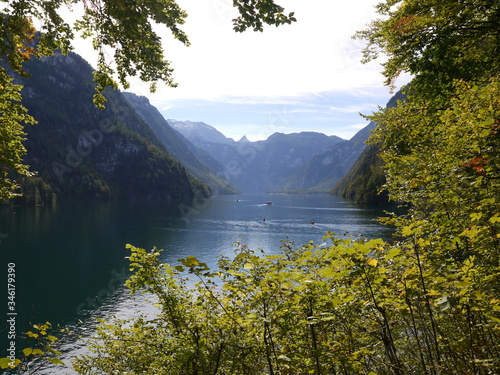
385;247;401;260
319;267;337;279
0;357;21;369
48;357;65;366
470;212;482;221
47;335;58;342
427;290;440;297
174;265;185;272
26;331;39;338
490;214;500;224
180;256;200;268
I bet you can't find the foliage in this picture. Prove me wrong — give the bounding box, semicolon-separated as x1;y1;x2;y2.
0;70;36;199
0;322;68;373
6;176;57;206
330;142;388;204
232;0;296;32
4;0;295;106
71;0;500;373
72;236;500;374
359;0;500;272
331;91;404;204
355;0;500;94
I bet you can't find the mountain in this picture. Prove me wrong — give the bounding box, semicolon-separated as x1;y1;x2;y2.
9;51;210;204
169;120;234;146
329;142;388;204
283;122;377;192
122;93;239;195
171;121;346;193
330;90;405;204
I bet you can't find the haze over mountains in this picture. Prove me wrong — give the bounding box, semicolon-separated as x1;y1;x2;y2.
6;49;395;204
169;120;376;193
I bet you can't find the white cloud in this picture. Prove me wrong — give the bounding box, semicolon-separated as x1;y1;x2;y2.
329;104;375;114
65;0;406;141
126;0;390;101
347;123;371;130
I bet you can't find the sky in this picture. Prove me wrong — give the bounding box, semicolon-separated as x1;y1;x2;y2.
67;0;409;141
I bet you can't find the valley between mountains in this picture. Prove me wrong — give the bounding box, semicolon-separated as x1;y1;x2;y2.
7;50;398;205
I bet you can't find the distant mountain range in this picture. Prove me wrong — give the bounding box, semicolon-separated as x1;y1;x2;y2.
5;48;398;205
169;120;375;193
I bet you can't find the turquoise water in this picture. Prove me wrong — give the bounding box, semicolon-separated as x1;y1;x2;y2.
0;193;393;372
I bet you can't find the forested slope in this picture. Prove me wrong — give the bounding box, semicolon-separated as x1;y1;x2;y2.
8;52;210;204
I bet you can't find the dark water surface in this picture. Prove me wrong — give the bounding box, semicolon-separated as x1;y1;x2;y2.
0;193;393;373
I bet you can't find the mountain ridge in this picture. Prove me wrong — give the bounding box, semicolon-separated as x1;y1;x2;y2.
330;90;405;204
170;120;371;193
8;51;210;204
123;93;239;195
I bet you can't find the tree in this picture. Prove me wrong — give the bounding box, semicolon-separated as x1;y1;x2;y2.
355;0;500;95
0;0;296;199
360;0;500;371
0;70;36;199
72;230;500;374
357;0;500;267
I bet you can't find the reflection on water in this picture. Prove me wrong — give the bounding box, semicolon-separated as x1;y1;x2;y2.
0;194;394;373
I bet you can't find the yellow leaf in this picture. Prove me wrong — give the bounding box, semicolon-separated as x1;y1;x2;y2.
490;214;500;224
48;357;65;366
0;358;21;369
470;212;482;221
366;258;378;267
402;226;414;236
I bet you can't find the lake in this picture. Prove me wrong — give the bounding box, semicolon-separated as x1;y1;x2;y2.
0;193;393;373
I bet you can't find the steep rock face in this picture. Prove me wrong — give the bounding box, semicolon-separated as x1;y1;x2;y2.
122;93;239;194
330;143;388;204
16;51;210;202
330;90;405;204
168;119;234;146
284;122;377;191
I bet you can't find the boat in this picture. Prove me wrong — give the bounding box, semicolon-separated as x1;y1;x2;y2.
266;201;272;205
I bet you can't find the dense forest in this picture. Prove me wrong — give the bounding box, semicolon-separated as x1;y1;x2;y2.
122;93;240;195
